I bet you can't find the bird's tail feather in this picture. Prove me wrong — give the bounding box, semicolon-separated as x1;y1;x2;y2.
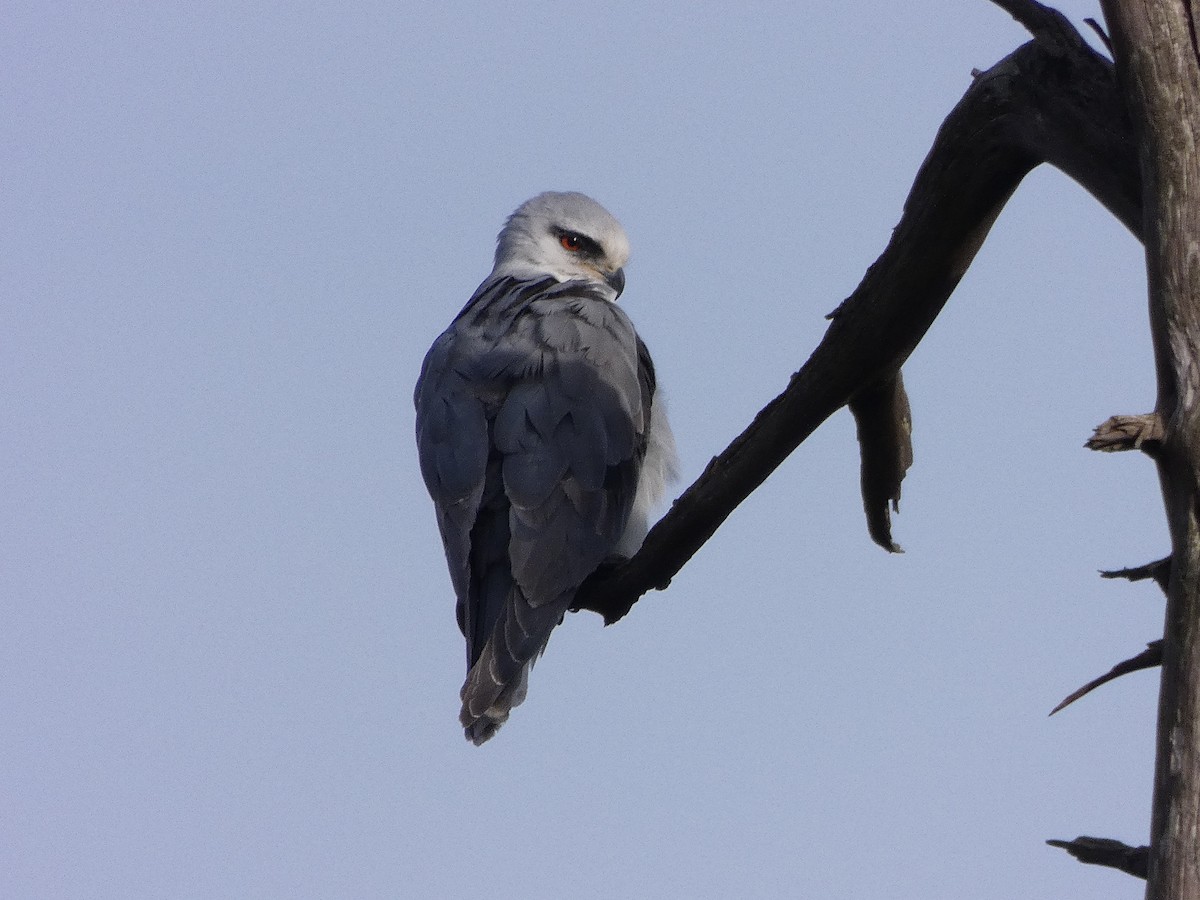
459;589;568;744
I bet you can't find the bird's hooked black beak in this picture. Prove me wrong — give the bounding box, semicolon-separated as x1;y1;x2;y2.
605;267;626;298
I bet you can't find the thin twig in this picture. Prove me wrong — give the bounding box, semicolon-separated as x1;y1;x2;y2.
1085;17;1115;55
1050;641;1162;715
989;0;1083;50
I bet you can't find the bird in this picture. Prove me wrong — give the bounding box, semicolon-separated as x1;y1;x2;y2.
415;191;677;745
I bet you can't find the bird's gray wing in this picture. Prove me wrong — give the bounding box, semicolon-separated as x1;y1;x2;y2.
416;276;549;669
445;282;652;743
414;328;491;615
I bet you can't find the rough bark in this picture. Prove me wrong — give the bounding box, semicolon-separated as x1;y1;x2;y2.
1087;412;1166;452
1098;2;1200;897
573;4;1139;624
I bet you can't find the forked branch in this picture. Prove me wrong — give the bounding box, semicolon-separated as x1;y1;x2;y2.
573;2;1139;624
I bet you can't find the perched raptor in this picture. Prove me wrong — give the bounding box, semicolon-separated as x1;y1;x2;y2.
415;192;677;744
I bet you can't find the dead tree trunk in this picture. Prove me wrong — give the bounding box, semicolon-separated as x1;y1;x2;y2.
1100;2;1200;896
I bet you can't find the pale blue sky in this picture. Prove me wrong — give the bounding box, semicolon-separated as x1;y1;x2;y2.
3;2;1160;898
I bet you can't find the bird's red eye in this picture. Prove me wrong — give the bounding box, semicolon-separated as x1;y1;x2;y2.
559;233;583;252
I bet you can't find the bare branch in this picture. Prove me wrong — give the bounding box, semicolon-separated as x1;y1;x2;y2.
1086;413;1165;453
1100;556;1171;594
1047;836;1149;879
1050;640;1162;715
573;12;1139;625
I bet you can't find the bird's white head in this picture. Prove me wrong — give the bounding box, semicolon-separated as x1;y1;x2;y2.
492;192;631;299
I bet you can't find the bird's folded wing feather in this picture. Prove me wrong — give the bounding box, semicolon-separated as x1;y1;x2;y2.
499;292;646;597
417;283;650;610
